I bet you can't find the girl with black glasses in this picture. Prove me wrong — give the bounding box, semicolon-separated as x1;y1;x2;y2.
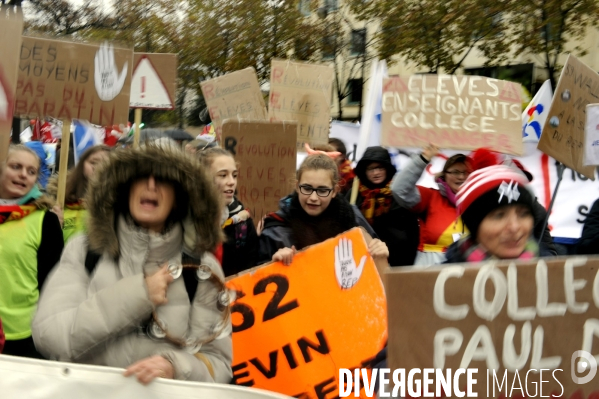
257;153;388;265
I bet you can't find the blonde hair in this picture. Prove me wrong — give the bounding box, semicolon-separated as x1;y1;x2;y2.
197;147;234;168
296;154;340;186
2;144;42;177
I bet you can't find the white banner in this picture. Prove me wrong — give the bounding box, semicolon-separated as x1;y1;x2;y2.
0;355;291;399
584;103;599;166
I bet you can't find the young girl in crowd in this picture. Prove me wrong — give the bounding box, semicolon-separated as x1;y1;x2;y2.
392;144;470;266
0;145;64;358
47;145;110;242
33;144;232;384
198;148;258;277
446;164;554;262
258;153;388;265
348;146;420;266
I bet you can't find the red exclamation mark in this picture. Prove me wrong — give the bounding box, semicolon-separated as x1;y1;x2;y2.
141;76;146;98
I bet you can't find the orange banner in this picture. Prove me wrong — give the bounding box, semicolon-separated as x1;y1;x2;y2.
226;228;387;398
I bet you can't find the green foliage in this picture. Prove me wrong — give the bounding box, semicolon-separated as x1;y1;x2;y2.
351;0;509;74
508;0;599;86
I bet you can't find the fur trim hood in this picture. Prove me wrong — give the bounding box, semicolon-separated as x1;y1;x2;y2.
86;145;224;259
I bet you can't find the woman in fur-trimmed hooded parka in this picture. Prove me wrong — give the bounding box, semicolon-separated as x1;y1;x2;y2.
32;144;233;384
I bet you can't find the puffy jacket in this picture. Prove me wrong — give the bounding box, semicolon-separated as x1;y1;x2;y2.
33;145;232;383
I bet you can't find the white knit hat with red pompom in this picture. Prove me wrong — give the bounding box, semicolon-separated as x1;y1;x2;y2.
456;165;534;237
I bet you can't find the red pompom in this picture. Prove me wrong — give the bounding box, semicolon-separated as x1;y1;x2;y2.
468;148;501;171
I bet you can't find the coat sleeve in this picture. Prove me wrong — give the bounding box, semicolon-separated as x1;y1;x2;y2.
244;218;259;268
532;200;557;256
391;153;428;208
578;199;599;255
256;226;289;265
37;211;65;290
32;235;155;361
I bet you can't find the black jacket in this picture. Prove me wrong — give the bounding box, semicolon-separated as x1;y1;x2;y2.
578;198;599;254
257;193;377;265
350;146;420;266
222;198;258;277
532;200;557;256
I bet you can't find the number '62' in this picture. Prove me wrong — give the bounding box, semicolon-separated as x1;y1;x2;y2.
230;275;299;333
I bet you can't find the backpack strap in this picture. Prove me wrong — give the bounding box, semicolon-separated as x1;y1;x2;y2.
84;250;198;302
84;250;102;275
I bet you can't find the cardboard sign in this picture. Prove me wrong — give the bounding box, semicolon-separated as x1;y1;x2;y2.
222;120;297;221
381;75;523;155
268;59;334;149
386;257;599;398
0;7;23;162
584;104;599;166
201;68;267;141
226;228;387;397
538;55;597;179
15;36;133;126
130;53;177;110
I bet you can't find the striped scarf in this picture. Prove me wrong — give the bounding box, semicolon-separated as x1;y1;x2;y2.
458;236;539;263
0;204;37;224
339;159;355;191
358;181;393;225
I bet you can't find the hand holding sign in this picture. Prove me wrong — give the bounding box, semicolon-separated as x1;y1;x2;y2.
94;42;128;101
335;238;366;289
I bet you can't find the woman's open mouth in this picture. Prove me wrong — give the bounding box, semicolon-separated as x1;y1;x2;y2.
140;198;159;209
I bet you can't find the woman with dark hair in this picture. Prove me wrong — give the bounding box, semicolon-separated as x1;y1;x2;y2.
258;153;388;265
346;146;419;266
392;145;471;266
445;165;554;262
0;145;64;358
328;138;355;195
47;145;111;242
33;144;232;384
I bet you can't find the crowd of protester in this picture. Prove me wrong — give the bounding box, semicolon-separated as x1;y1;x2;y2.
1;134;598;386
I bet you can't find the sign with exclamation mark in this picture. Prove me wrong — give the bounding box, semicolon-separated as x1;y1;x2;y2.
130;53;177;110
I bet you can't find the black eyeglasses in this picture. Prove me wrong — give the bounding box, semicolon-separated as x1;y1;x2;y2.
298;184;334;197
445;170;470;177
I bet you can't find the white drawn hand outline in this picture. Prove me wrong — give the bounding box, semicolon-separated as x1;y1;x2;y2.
94;42;128;101
334;238;367;290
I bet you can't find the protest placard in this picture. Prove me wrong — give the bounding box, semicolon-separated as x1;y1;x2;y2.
0;7;23;162
226;228;387;398
268;59;334;149
222;120;297;222
0;355;290;399
381;75;523;155
201;68;267;141
130;53;177;110
584;104;599;166
386;256;599;398
15;36;133;127
538;55;597;179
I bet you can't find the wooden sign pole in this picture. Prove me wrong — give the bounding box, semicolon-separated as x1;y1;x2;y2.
133;108;142;148
349;177;360;205
56;120;71;208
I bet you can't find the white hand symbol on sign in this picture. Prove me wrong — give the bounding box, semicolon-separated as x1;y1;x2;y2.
94;42;128;101
334;238;366;289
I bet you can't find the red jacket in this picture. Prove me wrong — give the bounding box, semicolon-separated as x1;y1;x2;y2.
413;186;466;252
